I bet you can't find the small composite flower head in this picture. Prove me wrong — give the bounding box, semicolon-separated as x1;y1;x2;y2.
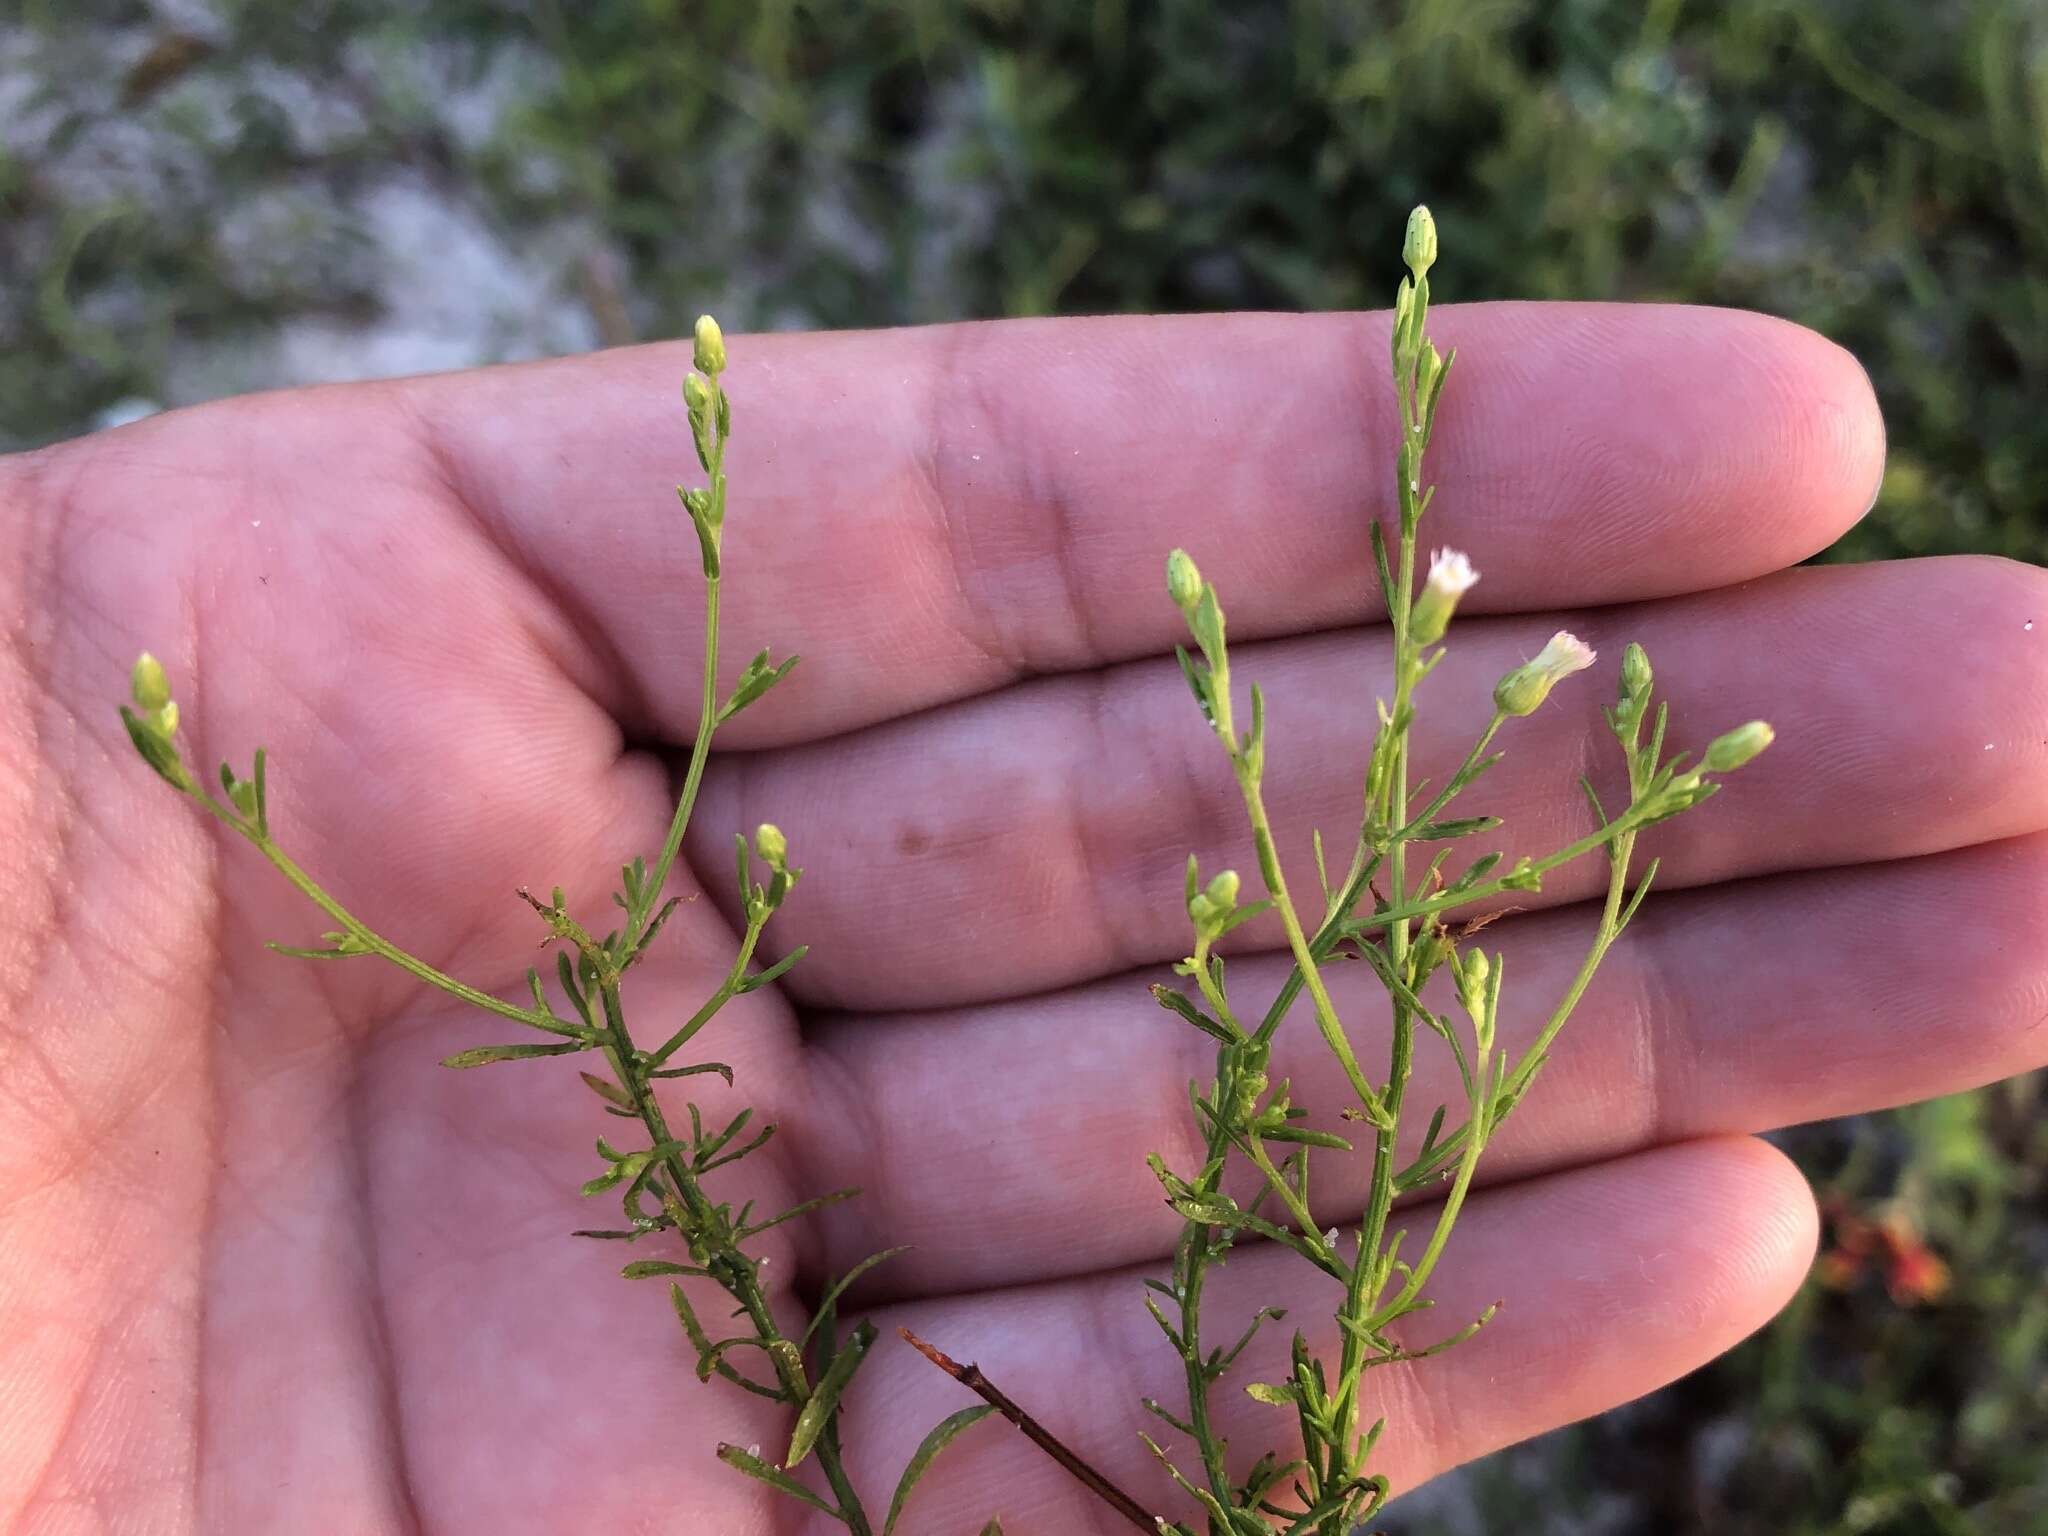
1410;547;1479;645
1404;204;1438;278
683;370;713;425
693;314;727;377
1186;866;1240;941
1702;720;1775;773
131;651;172;712
120;651;193;791
1493;630;1596;717
1454;945;1491;1023
1621;641;1653;704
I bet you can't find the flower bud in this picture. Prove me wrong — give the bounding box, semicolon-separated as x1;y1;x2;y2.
1620;642;1652;705
1409;547;1478;645
1493;630;1596;717
131;651;172;711
754;822;788;870
1455;947;1491;1021
1203;869;1240;910
1403;205;1438;277
1166;548;1203;615
1702;720;1774;773
693;314;727;376
683;371;713;423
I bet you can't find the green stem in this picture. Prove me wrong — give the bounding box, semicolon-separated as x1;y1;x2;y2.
599;977;873;1536
648;907;766;1065
1345;810;1645;937
196;799;559;1032
1374;822;1637;1330
1238;772;1391;1130
627;572;721;952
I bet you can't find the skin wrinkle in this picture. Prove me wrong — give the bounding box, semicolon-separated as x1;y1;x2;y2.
923;326;1047;679
1061;667;1148;978
963;330;1111;673
402;384;665;747
349;1036;427;1536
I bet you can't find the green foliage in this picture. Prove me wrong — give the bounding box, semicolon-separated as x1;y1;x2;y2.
9;1;2045;574
1124;214;1769;1535
113;331;998;1535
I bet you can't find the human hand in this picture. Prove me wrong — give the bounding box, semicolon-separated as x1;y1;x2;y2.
4;306;2042;1533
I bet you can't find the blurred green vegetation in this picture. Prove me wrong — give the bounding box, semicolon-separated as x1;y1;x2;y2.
4;1;2045;1530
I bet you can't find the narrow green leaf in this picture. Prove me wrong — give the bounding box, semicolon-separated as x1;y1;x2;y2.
619;1259;707;1280
882;1404;999;1534
1175;644;1214;725
1245;1380;1298;1406
802;1246;912;1349
738;944;808;994
1369;520;1397;618
579;1071;635;1109
647;1060;735;1084
786;1319;876;1468
251;746;269;833
739;1186;858;1239
1148;983;1235;1043
1257;1123;1353;1151
715;1443;839;1516
441;1040;589;1069
1412;815;1501;841
555;950;595;1029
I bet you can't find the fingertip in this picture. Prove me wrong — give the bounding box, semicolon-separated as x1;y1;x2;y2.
1705;1134;1822;1308
1767;314;1887;553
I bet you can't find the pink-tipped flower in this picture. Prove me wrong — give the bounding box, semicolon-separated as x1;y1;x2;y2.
1493;630;1596;717
1410;547;1479;645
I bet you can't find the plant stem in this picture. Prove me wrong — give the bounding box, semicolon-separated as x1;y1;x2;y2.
599;976;874;1535
191;798;559;1032
628;571;721;952
899;1329;1158;1535
649;906;766;1064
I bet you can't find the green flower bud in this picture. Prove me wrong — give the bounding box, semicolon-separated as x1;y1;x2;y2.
1409;547;1478;646
1166;548;1203;615
1203;869;1240;910
683;371;713;423
1403;205;1438;277
1621;643;1652;705
754;822;789;870
1702;720;1774;773
131;651;172;711
1456;947;1491;1023
1494;630;1596;718
692;314;727;376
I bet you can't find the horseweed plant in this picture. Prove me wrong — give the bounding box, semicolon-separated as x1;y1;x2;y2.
118;317;1005;1536
901;208;1772;1535
118;212;1772;1534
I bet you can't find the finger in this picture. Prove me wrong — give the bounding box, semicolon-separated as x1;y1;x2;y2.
404;304;1882;742
800;833;2048;1296
705;554;2048;1010
836;1138;1815;1536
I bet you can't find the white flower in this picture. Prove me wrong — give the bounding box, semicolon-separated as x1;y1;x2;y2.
1426;548;1479;598
1534;630;1595;674
1494;630;1597;716
1410;547;1480;644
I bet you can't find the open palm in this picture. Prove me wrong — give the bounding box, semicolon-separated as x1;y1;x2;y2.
5;305;2044;1534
